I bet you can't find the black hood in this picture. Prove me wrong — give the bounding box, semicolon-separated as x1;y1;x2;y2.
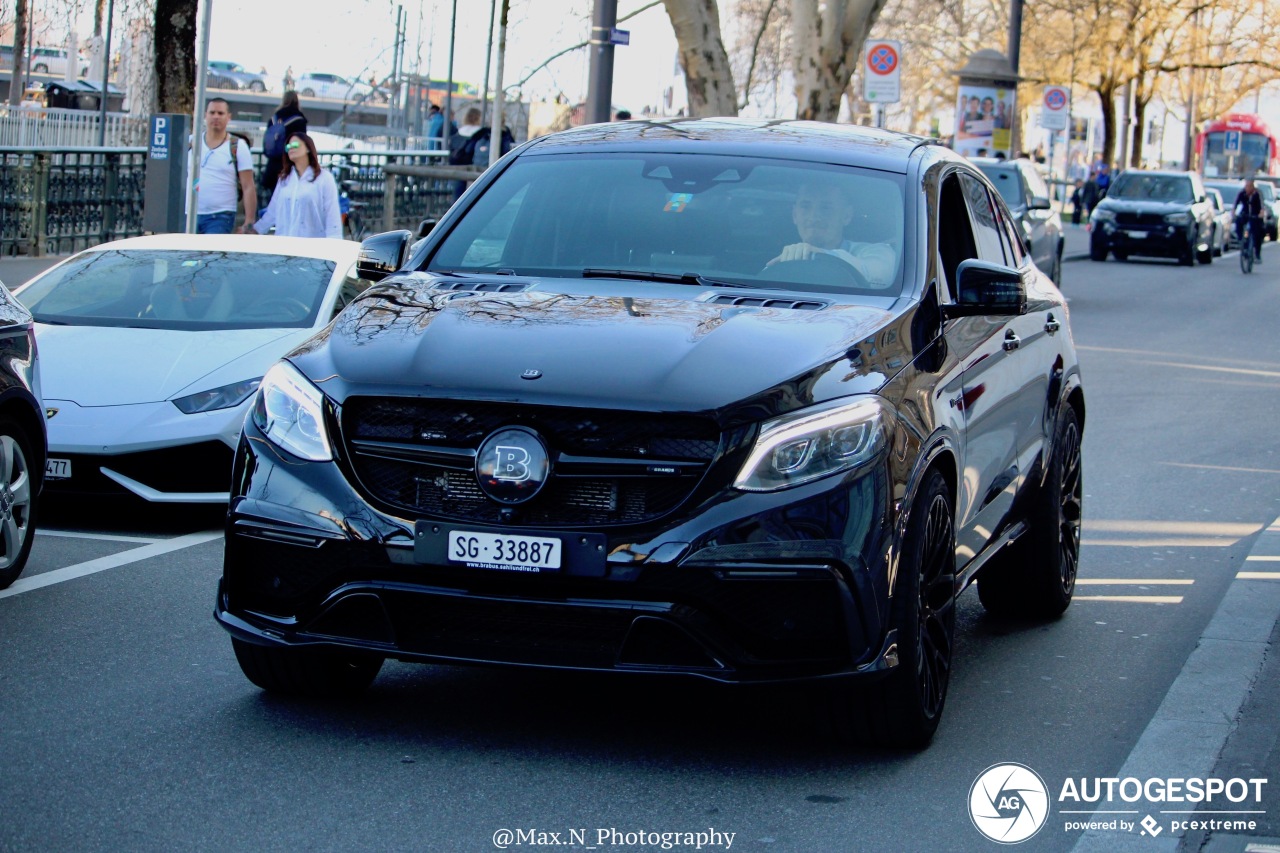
290;274;909;424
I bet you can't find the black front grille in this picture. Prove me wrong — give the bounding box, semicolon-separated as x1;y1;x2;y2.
342;398;721;526
1115;211;1168;226
47;441;234;496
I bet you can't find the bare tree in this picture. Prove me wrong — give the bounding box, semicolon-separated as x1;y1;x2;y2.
153;0;194;114
8;0;29;106
662;0;738;115
791;0;889;120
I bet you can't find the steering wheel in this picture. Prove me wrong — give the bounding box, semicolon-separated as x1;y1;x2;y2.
243;297;312;322
766;252;871;290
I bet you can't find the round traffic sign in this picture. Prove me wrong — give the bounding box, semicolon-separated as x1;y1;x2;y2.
1044;87;1068;111
868;44;899;76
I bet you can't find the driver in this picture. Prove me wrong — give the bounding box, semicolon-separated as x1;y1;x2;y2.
767;182;895;287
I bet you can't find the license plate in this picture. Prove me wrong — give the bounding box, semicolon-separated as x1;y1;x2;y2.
1126;230;1147;238
45;457;71;480
446;530;562;573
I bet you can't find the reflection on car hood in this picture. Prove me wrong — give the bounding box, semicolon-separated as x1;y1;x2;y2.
299;276;905;421
36;324;303;406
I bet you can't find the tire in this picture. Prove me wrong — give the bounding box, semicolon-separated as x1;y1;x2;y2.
978;405;1083;619
249;80;266;92
1089;238;1108;262
301;88;315;98
1178;239;1195;266
232;638;383;697
1270;226;1278;243
1112;250;1128;261
0;418;38;590
828;468;956;748
1241;243;1254;274
1197;238;1213;265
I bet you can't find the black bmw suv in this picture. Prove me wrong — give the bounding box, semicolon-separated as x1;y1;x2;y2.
215;120;1085;748
1089;169;1216;265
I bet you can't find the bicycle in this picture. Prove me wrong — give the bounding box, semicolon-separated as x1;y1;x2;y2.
1239;217;1258;274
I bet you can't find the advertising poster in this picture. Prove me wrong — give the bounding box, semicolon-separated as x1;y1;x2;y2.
953;84;1014;157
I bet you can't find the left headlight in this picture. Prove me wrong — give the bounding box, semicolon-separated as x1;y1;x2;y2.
734;397;887;492
171;378;262;414
250;361;333;461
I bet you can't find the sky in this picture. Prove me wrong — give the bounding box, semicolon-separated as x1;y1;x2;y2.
48;0;686;114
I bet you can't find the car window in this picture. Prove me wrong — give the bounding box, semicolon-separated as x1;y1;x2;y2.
1108;174;1195;202
17;250;337;330
978;165;1026;208
937;173;979;292
992;196;1026;267
959;173;1009;266
1258;183;1276;202
1021;164;1050;200
428;153;907;296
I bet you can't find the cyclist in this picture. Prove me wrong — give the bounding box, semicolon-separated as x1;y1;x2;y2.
1234;179;1265;265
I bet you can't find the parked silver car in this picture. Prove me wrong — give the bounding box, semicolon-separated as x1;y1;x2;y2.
972;158;1065;284
1204;187;1233;254
208;61;268;93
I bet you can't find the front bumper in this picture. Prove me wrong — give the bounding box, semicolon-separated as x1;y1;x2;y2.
215;421;902;684
1092;221;1194;257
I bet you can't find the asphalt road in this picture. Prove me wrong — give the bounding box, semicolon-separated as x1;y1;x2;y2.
2;249;1279;852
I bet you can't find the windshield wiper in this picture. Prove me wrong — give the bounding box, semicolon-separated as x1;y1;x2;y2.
581;268;752;289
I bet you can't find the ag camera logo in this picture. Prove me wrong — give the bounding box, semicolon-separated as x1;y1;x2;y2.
969;763;1050;844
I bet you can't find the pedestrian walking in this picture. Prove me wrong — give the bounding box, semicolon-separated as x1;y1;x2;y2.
251;133;342;238
193;97;256;234
1070;179;1084;225
449;107;485;202
260;90;307;192
1081;177;1100;221
283;66;294;92
426;104;456;151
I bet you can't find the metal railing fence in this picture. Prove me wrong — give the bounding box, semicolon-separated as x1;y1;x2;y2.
0;146;455;256
0;107;149;148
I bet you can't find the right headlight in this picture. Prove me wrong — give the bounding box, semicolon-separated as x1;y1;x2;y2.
734;398;887;492
250;361;333;461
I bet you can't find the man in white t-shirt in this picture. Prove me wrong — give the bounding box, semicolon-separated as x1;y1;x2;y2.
194;98;256;234
766;182;896;287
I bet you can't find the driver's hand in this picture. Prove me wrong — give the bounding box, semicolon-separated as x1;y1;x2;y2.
766;242;818;266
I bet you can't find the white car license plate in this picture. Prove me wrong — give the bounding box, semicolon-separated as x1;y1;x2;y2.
447;530;562;572
45;457;71;480
1127;230;1147;238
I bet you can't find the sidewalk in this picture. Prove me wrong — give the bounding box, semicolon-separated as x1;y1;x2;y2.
1073;520;1280;852
0;255;66;289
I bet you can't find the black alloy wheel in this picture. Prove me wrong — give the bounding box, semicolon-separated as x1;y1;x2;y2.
978;405;1083;618
829;468;956;748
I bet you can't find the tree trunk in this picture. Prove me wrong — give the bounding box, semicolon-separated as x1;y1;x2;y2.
792;0;888;121
94;0;107;37
1094;80;1117;168
1130;96;1149;168
154;0;197;115
8;0;28;106
662;0;738;116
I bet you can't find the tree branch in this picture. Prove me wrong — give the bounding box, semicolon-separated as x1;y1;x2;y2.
506;0;663;92
737;0;778;110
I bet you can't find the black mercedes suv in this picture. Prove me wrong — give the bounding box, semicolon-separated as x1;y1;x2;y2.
215;119;1086;748
1089;169;1216;264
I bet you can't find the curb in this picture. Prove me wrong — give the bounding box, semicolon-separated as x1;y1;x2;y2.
1070;519;1280;852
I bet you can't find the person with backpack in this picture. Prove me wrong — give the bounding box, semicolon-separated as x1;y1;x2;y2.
448;108;485;201
192;97;256;234
261;91;307;192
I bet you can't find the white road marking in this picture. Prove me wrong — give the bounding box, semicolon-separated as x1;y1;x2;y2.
1245;555;1280;561
0;530;223;599
1236;571;1280;580
36;529;160;544
1076;579;1194;585
1074;595;1184;604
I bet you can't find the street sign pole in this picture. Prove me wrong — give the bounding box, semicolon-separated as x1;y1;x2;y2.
585;0;618;124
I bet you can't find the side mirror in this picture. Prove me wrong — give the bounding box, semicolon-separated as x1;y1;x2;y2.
1197;195;1207;204
416;218;438;240
356;230;413;282
1028;196;1052;211
943;260;1026;318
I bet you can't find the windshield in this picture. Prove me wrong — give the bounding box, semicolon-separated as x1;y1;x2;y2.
18;250;336;330
1108;173;1195;203
427;153;907;296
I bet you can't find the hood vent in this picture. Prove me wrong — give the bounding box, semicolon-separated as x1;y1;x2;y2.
707;294;828;311
435;280;532;294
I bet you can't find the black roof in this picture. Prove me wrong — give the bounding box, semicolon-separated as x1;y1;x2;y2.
522;118;936;174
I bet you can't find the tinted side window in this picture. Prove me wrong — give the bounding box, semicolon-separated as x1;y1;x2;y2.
938;173;979;291
960;174;1009;265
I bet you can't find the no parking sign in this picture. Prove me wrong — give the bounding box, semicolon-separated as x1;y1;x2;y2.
864;40;901;103
1041;85;1070;130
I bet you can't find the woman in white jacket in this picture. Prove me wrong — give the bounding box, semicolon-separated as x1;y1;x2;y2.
250;133;343;238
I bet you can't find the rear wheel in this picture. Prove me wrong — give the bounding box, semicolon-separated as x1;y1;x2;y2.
1242;240;1255;273
828;469;956;748
33;63;48;73
232;638;383;697
301;88;315;98
978;406;1083;619
249;80;266;92
0;418;37;590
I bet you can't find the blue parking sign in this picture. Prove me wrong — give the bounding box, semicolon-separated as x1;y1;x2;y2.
1224;130;1242;155
150;116;170;161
